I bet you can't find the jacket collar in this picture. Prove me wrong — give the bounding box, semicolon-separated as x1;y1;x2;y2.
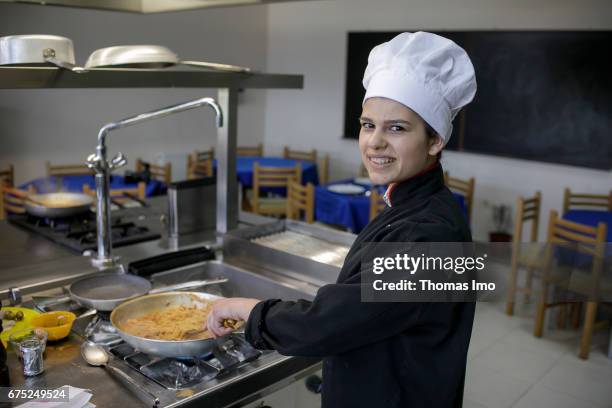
383;162;444;207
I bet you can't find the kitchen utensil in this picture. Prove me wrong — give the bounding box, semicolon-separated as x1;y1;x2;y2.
84;45;251;73
0;35;86;73
31;311;76;341
222;319;242;330
24;192;94;218
68;272;228;312
327;184;366;195
110;291;226;358
0;307;40;348
81;341;160;406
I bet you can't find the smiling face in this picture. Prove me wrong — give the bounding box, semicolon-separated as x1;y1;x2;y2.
359;97;443;185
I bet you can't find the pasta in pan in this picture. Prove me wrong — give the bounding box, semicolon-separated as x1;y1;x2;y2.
122;304;214;341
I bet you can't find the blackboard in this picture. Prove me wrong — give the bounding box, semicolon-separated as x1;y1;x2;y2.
344;31;612;170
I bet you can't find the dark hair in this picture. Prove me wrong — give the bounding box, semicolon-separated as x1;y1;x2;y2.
424;121;442;160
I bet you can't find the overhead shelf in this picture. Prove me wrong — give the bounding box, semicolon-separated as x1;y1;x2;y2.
0;67;303;90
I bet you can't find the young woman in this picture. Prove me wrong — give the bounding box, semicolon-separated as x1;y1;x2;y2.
208;32;477;407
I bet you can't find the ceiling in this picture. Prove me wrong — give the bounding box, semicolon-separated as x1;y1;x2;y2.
0;0;317;13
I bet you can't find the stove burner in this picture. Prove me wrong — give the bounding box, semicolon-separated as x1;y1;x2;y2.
85;313;121;346
8;213;160;254
143;359;220;389
67;221;149;246
109;336;262;389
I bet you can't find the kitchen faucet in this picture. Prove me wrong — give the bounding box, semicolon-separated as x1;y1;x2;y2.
86;97;223;269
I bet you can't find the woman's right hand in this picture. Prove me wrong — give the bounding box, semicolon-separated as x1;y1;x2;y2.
207;297;260;337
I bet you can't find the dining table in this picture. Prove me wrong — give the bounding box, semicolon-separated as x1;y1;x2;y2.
315;178;469;233
216;156;319;188
22;157;318;198
19;174;165;197
555;209;612;267
563;209;612;241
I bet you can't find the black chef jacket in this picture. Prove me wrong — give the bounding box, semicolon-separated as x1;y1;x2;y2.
246;164;475;408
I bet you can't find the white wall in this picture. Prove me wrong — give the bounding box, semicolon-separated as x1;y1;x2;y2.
0;3;269;183
264;0;612;240
1;1;610;241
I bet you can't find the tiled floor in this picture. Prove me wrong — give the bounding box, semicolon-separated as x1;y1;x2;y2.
464;302;612;408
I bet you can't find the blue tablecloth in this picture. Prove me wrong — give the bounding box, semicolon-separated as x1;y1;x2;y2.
556;210;612;267
315;179;468;233
20;175;165;197
564;210;612;241
215;157;319;189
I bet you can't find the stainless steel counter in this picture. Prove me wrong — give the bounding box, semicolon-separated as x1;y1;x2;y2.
0;195;272;301
0;198;325;407
4;294;320;408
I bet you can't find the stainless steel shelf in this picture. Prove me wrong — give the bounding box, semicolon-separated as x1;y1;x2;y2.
0;66;303;89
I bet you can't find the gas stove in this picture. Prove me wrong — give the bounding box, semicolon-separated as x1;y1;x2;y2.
109;336;261;390
8;213;160;254
33;288;268;392
21;261;321;407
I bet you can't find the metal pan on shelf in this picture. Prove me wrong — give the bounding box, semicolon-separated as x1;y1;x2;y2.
0;34;86;73
84;45;251;73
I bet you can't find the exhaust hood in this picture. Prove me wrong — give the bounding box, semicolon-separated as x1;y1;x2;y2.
0;0;314;13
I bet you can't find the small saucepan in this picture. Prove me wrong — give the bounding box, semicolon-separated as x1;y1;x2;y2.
0;34;86;73
25;192;95;218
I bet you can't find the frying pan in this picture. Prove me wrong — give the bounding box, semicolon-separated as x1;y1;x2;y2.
84;45;251;73
25;192;94;218
68;272;227;312
0;34;86;73
110;291;225;358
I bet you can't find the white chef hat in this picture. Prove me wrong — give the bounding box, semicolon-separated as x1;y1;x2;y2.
362;31;477;145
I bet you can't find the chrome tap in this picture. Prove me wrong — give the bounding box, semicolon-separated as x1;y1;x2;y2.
87;97;223;269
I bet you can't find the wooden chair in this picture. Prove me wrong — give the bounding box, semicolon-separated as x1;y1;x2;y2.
534;210;609;359
237;144;263;157
46;161;93;177
83;182;146;204
283;146;317;162
444;171;475;222
187;159;213;179
193;148;215;162
136;159;172;184
369;189;386;221
318;154;330;185
506;192;542;315
0;183;30;220
0;164;14;187
251;163;301;217
186;148;215;176
562;187;612;214
286;180;315;223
